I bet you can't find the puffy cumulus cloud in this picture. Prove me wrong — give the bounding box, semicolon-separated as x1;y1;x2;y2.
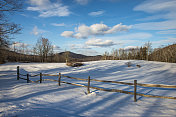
106;23;132;34
88;10;105;16
61;31;74;38
90;24;109;35
27;0;70;17
86;38;116;47
75;24;92;38
61;23;131;39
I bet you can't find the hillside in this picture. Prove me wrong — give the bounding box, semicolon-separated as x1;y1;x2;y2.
0;49;102;63
59;51;88;59
0;60;176;116
58;51;102;62
149;44;176;63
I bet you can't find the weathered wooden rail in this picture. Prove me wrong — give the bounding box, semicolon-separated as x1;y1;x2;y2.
17;66;176;102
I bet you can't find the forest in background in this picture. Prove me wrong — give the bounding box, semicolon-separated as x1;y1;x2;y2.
0;42;175;64
102;43;176;63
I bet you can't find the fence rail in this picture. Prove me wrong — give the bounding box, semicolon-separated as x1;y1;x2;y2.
62;75;88;81
19;77;27;80
91;79;134;85
137;83;176;88
30;74;40;77
16;66;176;102
19;73;27;76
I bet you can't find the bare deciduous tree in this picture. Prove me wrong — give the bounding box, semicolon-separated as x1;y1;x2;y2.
34;37;53;62
0;0;23;49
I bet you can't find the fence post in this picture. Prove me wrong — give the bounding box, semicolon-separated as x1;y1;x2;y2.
134;80;137;102
40;73;42;83
58;73;61;86
27;74;29;83
17;66;19;80
87;76;90;94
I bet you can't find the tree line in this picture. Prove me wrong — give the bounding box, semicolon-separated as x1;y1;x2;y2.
0;37;102;63
0;38;175;63
102;43;176;63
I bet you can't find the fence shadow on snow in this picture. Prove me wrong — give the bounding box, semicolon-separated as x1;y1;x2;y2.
16;66;176;102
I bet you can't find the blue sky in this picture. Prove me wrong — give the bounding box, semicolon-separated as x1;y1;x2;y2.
11;0;176;55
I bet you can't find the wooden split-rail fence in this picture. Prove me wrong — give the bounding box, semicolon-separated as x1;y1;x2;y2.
17;66;176;102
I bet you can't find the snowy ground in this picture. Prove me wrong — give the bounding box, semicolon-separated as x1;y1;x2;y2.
0;60;176;117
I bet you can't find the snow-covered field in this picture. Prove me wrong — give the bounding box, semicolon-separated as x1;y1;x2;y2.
0;60;176;117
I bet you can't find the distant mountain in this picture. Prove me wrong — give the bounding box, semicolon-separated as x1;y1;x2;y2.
57;51;102;62
58;51;88;59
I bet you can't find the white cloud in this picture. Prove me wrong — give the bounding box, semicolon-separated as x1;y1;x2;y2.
86;38;116;47
31;26;47;36
70;44;91;50
32;26;39;35
61;23;131;39
105;23;132;34
133;20;176;30
53;45;60;49
61;31;74;38
75;24;92;38
133;0;176;21
157;30;176;34
75;0;90;5
51;23;65;27
53;45;62;53
88;10;104;16
69;43;99;56
134;0;176;14
27;0;70;17
133;0;176;33
11;42;29;48
152;37;176;45
90;23;109;35
107;32;152;40
99;32;152;47
124;46;138;50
